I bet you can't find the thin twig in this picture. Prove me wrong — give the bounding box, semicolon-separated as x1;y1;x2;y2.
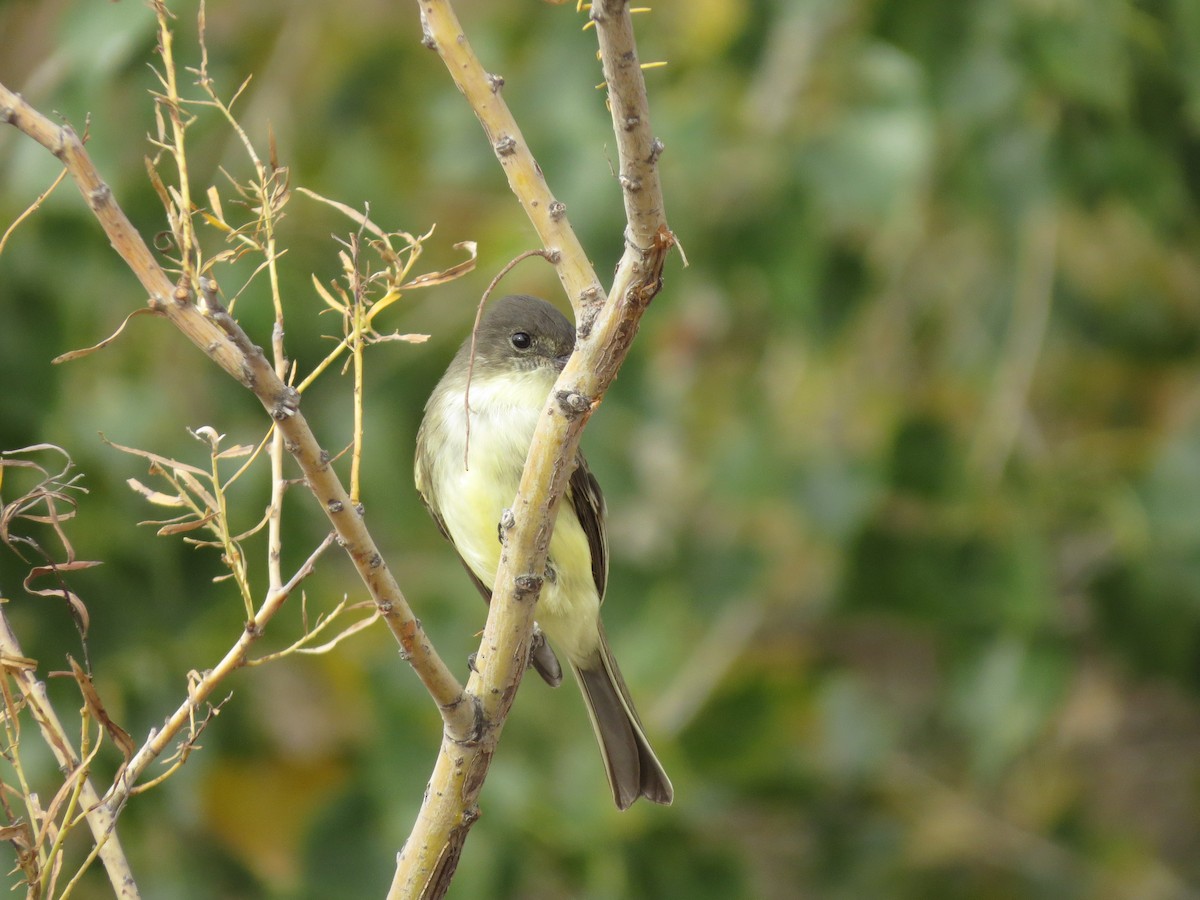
105;534;333;812
151;0;200;282
194;1;291;593
0;168;68;258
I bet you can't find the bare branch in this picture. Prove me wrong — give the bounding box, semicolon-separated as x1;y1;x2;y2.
416;0;606;315
0;82;473;739
591;0;669;254
105;533;334;810
391;2;674;896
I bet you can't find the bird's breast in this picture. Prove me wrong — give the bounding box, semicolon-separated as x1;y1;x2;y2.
425;372;549;582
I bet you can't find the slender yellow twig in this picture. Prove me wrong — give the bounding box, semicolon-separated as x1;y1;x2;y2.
0;168;68;258
106;533;334;811
40;723;105;899
248;598;379;664
151;0;200;284
346;233;369;505
193;1;293;592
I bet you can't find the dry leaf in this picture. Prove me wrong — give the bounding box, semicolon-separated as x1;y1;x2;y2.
156;512;218;536
295;187;389;241
102;435;211;479
23;562;100;634
215;443;256;460
126;477;186;507
401;241;478;289
68;656;135;761
0;653;38;672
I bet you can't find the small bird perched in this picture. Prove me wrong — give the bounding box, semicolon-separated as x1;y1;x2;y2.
414;294;673;809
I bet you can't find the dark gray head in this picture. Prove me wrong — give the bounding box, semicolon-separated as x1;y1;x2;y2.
454;294;575;376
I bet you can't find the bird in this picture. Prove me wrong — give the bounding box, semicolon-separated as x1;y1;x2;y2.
414;293;673;809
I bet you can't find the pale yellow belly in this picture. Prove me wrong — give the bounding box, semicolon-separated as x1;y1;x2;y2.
437;456;601;666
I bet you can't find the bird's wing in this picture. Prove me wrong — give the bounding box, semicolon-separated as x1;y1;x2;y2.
567;451;609;602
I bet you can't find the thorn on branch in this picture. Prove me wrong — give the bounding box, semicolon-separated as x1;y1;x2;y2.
493;134;517;156
487;73;505;93
579;284;604;306
555;390;592;419
577;285;605;338
419;13;437;50
55;124;79;161
513;573;543;597
87;182;112;209
198;276;221;314
548;200;566;221
270;386;300;421
326;499;344;514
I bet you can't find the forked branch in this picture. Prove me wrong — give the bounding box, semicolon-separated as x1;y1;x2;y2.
390;2;675;897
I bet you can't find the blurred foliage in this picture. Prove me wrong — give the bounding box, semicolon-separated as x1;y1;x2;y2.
2;0;1200;897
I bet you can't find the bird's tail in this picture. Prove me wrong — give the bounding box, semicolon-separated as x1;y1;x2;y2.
572;626;673;810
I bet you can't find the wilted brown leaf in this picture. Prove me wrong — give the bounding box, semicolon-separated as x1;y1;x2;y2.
400;241;478;289
22;562;100;634
68;656;135;761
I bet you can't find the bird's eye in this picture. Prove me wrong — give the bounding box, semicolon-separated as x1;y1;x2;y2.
510;331;532;350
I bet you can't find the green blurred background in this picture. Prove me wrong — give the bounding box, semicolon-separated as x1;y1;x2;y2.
3;0;1200;897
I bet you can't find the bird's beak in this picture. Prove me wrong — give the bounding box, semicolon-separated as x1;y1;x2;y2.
554;352;572;371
